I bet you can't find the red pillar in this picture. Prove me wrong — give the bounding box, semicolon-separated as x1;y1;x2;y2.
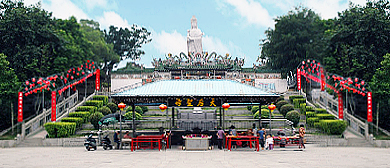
18;92;23;122
51;91;56;121
297;68;301;91
338;92;343;119
95;69;100;91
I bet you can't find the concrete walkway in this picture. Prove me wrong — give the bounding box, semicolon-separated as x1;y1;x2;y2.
1;145;389;168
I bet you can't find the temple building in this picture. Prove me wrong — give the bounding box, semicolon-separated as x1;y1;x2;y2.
112;16;286;93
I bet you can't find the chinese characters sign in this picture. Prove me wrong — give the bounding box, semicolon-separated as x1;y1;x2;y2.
297;69;301;91
367;92;372;122
338;92;343;119
18;92;23;122
51;91;56;121
169;98;220;107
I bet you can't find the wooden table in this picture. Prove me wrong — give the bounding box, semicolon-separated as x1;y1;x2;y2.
131;135;167;151
226;135;259;151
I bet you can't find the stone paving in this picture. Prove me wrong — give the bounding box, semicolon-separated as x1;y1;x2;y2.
1;144;389;168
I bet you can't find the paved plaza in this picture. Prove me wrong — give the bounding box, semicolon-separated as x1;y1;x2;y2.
0;145;389;168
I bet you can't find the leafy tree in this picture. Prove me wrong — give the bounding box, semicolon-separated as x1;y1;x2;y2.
324;0;390;81
260;6;327;77
0;53;19;131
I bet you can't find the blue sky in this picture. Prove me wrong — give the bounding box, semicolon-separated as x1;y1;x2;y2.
25;0;367;68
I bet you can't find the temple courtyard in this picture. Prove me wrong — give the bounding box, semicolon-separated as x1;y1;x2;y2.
0;145;388;167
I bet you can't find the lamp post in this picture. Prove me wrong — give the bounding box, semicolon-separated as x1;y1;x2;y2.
118;102;126;149
268;104;276;133
222;103;230;130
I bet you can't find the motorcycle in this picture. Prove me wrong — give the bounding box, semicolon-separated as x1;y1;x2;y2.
84;134;97;151
101;135;113;150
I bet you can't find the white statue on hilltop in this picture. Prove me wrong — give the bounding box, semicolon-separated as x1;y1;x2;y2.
187;16;203;57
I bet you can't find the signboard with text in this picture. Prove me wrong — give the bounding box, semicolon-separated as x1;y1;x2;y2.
168;98;221;107
18;92;23;122
367;92;372;122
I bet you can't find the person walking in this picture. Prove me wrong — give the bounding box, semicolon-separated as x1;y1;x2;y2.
216;127;225;150
113;131;120;149
299;124;306;149
258;127;265;150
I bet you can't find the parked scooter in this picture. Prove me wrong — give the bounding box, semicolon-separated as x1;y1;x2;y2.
101;135;113;150
84;134;97;151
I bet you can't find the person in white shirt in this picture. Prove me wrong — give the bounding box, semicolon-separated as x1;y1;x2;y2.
265;134;274;150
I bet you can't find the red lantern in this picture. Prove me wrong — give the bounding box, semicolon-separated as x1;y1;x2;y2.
25;81;29;85
87;60;90;63
268;104;276;112
117;103;126;111
24;93;28;97
222;103;230;111
159;104;167;112
77;73;79;76
82;72;85;75
361;81;365;85
71;76;74;80
354;78;358;82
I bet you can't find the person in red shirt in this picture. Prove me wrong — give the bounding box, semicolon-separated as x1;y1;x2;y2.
299;124;306;149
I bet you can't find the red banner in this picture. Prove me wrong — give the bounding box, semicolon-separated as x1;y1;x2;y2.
338;92;343;119
320;68;325;91
95;69;100;91
367;92;372;122
297;68;301;91
17;92;23;122
51;91;56;121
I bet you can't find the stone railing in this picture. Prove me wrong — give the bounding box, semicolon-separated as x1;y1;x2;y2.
21;91;82;139
315;91;369;139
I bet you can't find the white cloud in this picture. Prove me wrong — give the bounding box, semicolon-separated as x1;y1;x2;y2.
152;30;187;56
82;0;118;11
97;11;131;30
42;0;89;20
203;36;231;55
223;0;274;27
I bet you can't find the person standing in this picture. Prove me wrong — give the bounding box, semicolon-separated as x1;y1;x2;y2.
258;127;265;150
265;134;274;150
216;127;225;150
113;131;120;149
299;124;306;149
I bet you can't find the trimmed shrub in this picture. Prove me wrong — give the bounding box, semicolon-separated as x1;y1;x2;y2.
300;103;307;114
124;112;142;120
306;112;316;118
98;106;112;116
318;120;347;135
293;98;306;108
141;106;149;113
314;122;321;129
276;95;285;102
106;102;119;113
85;100;103;108
286;110;300;127
251;106;259;115
135;106;143;114
289;95;304;103
261;105;268;109
44;122;76;138
316;114;335;120
76;106;97;114
92;95;108;105
89;112;104;129
276;100;289;110
307;117;319;127
69;112;90;123
280;104;294;117
253;109;271;119
247;106;253;111
61;117;84;128
315;108;327;114
306;106;314;112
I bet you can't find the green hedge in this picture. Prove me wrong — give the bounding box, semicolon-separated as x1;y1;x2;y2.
280;104;294;117
307;117;319;127
44;122;76;138
92;95;108;105
251;106;259;115
84;100;104;108
106;102;119;113
315;108;327;114
126;106;144;114
276;100;289;110
306;106;314;112
141;106;149;113
89;112;104;129
247;106;253;111
61;117;84;128
306;112;316;118
293;98;306;108
69;112;90;123
77;106;97;114
318;120;347;135
253;109;271;119
261;105;268;109
316;114;335;120
124;112;142;120
300;103;307;114
286;110;300;127
98;106;112;115
289;95;304;103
